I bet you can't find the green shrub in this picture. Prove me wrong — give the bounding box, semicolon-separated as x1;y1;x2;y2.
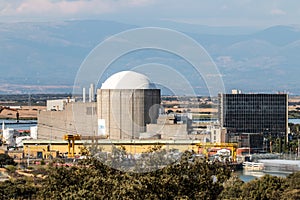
5;165;16;172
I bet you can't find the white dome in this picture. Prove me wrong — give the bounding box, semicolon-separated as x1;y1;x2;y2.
101;71;155;89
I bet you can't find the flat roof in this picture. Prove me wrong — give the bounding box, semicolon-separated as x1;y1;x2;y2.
22;139;204;145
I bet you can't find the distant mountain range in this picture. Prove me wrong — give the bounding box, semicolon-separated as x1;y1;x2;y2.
1;20;300;95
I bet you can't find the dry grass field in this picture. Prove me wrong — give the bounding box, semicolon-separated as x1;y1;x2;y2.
0;106;46;119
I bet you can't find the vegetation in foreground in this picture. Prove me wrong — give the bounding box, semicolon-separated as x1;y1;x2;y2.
0;152;299;199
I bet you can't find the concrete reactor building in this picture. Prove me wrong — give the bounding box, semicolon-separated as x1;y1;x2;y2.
37;71;161;140
97;71;161;139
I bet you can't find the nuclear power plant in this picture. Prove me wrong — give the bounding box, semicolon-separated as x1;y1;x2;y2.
37;71;161;140
4;71;291;166
26;70;225;159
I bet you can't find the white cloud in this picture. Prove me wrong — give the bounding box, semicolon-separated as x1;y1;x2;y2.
0;0;154;18
0;0;299;26
270;8;286;16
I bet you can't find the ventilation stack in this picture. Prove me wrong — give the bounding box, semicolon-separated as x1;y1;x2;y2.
89;83;95;102
83;88;86;103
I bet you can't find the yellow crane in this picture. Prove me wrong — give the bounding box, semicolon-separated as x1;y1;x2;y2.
196;143;238;162
63;134;81;158
63;134;108;158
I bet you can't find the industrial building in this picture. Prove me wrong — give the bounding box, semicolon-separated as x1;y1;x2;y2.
97;71;160;139
22;139;202;159
31;71;228;158
46;98;75;111
37;71;227;143
37;101;97;140
37;71;161;140
219;91;288;151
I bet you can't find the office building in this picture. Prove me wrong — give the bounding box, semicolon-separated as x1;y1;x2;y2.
219;92;288;150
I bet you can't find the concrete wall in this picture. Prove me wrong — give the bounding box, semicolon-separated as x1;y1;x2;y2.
146;124;188;139
146;124;227;142
97;89;160;140
39;89;160;141
46;99;75;111
37;102;97;140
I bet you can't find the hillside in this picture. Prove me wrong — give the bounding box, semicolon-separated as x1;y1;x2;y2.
1;21;300;94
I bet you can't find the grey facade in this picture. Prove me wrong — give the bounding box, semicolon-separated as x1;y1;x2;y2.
37;102;97;140
219;93;288;149
146;115;188;140
37;89;160;141
97;89;161;140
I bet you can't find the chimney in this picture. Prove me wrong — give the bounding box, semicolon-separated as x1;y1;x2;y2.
89;87;92;102
90;83;95;102
83;88;86;103
89;83;95;102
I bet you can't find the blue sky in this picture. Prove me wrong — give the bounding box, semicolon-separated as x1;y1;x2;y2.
1;1;300;94
0;0;299;27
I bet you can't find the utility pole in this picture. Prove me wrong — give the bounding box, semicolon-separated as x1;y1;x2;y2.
28;93;31;107
298;137;300;158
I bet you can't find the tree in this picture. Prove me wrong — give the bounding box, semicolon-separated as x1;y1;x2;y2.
38;151;232;199
2;153;300;199
0;153;16;168
240;174;286;200
280;171;300;200
218;175;244;199
0;178;39;199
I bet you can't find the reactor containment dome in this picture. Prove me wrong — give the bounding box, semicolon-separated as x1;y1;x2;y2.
98;71;160;139
101;71;156;89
